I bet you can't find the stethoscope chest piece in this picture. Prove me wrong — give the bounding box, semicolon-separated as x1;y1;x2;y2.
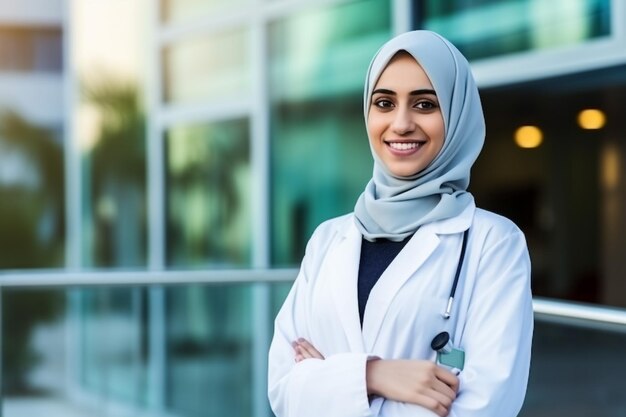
431;331;465;372
431;331;452;352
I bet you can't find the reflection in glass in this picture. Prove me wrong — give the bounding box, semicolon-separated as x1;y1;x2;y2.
74;0;148;268
2;283;264;416
161;0;250;23
0;113;64;269
269;0;391;265
80;288;148;405
270;282;292;322
418;0;611;60
80;80;147;267
166;119;251;267
166;284;252;417
163;28;250;104
1;289;64;398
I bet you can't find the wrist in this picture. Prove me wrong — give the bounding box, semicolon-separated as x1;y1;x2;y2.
366;358;383;396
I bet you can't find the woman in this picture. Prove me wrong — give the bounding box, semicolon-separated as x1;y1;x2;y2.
268;30;533;417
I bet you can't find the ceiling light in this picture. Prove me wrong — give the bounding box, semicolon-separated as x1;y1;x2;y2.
578;109;606;130
514;125;543;149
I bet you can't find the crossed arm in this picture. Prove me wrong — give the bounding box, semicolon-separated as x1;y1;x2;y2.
293;338;459;417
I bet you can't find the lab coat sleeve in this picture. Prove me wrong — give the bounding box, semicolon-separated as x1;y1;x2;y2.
268;229;373;417
450;228;533;416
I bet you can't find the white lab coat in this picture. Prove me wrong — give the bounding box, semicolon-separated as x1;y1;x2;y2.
268;202;533;417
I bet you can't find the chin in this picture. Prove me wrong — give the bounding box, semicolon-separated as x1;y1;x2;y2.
387;165;423;178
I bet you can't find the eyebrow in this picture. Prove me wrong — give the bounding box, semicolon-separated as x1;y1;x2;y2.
372;88;437;96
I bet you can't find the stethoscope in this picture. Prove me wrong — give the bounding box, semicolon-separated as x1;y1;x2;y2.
432;228;469;372
442;228;469;319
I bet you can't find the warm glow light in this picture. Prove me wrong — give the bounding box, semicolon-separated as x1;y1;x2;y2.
601;143;620;190
514;125;543;149
578;109;606;130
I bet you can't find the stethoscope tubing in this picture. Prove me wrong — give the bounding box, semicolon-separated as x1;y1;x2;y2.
443;228;469;319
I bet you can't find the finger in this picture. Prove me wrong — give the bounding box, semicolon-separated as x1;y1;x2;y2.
297;338;325;359
432;378;457;402
435;368;460;391
292;340;315;358
426;387;454;410
295;345;314;360
412;393;449;417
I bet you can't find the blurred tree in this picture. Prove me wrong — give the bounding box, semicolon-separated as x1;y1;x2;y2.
81;77;147;267
0;112;64;393
0;111;64;268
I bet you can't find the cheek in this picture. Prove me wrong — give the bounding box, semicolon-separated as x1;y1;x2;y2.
425;116;445;147
367;115;385;142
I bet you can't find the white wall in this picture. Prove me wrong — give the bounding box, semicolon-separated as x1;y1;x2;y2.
0;73;63;126
0;0;63;25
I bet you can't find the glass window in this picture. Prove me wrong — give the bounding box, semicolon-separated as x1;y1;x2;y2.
1;288;65;402
73;0;148;268
417;0;611;61
79;82;147;268
270;282;293;320
161;0;250;23
269;0;392;266
163;28;250;104
475;65;626;308
166;284;252;417
33;28;64;72
1;283;260;417
165;118;252;267
0;115;65;269
0;27;63;73
78;288;149;405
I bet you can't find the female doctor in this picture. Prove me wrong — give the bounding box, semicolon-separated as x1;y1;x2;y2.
268;30;533;417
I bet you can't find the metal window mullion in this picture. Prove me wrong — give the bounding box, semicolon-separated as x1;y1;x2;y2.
250;3;271;416
159;99;250;130
261;0;348;21
392;0;413;34
62;1;86;413
64;0;81;272
146;0;167;414
612;0;626;41
159;0;351;46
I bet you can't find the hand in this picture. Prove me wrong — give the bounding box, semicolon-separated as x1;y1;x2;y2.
366;359;459;417
292;338;325;362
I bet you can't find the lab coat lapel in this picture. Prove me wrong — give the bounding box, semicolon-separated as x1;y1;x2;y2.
326;222;365;352
362;227;441;351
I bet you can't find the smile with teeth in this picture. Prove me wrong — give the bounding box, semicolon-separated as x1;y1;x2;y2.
386;141;424;151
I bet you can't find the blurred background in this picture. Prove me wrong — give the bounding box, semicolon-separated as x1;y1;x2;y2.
0;0;625;416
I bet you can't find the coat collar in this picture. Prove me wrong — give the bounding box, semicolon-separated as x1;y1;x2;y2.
328;202;475;352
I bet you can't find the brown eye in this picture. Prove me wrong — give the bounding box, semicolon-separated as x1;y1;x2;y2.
415;100;438;110
374;99;394;109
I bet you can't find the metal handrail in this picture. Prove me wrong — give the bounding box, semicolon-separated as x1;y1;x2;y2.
1;270;625;329
533;297;626;330
0;268;298;287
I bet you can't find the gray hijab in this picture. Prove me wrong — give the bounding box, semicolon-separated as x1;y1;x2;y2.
354;30;485;241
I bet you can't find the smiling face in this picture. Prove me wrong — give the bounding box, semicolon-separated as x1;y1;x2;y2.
367;52;445;178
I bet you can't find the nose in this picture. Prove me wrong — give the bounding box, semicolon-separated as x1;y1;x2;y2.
391;107;415;135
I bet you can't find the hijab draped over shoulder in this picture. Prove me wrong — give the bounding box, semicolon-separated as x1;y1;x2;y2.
354;30;485;241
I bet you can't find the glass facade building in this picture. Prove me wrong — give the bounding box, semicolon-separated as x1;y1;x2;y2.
1;0;626;416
